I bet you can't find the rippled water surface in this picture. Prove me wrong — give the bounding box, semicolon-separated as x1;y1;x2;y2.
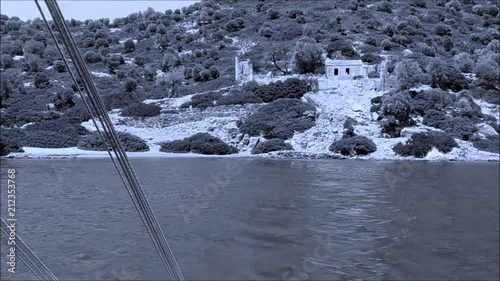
1;158;499;280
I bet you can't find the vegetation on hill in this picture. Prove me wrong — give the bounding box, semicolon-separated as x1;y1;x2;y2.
0;0;498;156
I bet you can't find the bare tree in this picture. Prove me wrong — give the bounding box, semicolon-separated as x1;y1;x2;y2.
268;42;292;75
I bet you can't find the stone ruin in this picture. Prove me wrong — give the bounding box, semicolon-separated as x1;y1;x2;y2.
235;57;253;83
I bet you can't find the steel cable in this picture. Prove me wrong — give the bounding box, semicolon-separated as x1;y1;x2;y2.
36;1;185;280
1;218;59;281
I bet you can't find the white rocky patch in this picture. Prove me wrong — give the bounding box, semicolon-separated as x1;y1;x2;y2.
91;71;112;78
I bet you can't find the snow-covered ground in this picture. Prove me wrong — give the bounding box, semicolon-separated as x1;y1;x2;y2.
4;78;499;161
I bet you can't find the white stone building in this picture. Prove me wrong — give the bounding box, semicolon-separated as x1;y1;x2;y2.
324;59;376;80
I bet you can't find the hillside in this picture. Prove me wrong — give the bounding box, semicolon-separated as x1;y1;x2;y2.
0;0;499;160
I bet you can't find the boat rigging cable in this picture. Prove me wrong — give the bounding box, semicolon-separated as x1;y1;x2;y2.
15;1;185;280
1;218;59;281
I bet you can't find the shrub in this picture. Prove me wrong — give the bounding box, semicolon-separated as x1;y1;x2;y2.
24;119;85;137
217;90;263;106
294;38;324;74
428;61;468;92
33;73;50;89
376;1;392;13
84;37;95;48
434;24;452;36
124;78;137;92
159;133;238;155
24;40;45;56
474;52;499;88
472;135;500;154
54;88;76;111
451;93;483;120
225;20;240;32
208;66;220;80
393;131;458;158
22;130;79;148
180;92;222;109
380;91;412;124
84;51;102;63
62;103;92;123
251;138;293;154
121;103;161;117
0;129;25;154
123;39;135;53
77;132;149;152
200;69;211;82
134;55;146;66
159;139;191;153
395;59;428;90
423;111;478;140
329;136;377;156
409;89;454;115
253;78;310;103
267;9;280;20
469;86;499;105
0;140;10;156
53;60;66;72
361;53;382;65
0;54;14;69
239;99;316;140
102;92;141;110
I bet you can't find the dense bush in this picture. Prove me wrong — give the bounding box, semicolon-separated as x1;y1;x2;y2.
84;51;102;63
409;89;454;115
159;139;191;153
423;111;478;140
53;60;66;73
267;9;280;20
102;92;141;110
123;39;136;53
473;52;499;88
469;86;499;105
0;140;10;156
77;132;149;152
33;73;50;89
24;119;87;138
124;78;138;92
62;103;92;123
121;103;161;117
428;61;468;92
361;53;382;65
380;91;413;124
159;133;238;155
0;54;13;69
251;138;293;154
180;91;223;109
22;130;79;148
471;135;500;154
329;136;377;156
393;131;458;158
0;129;25;154
253;78;309;103
451;93;483;120
214;88;262;105
395;59;430;90
239;99;316;140
294;38;324;74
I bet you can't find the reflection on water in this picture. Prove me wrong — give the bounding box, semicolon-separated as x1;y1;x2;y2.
0;158;498;280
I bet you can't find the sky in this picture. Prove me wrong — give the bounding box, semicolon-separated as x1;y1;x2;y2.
0;0;198;21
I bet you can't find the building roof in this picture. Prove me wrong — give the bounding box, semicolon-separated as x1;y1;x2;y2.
325;59;364;66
